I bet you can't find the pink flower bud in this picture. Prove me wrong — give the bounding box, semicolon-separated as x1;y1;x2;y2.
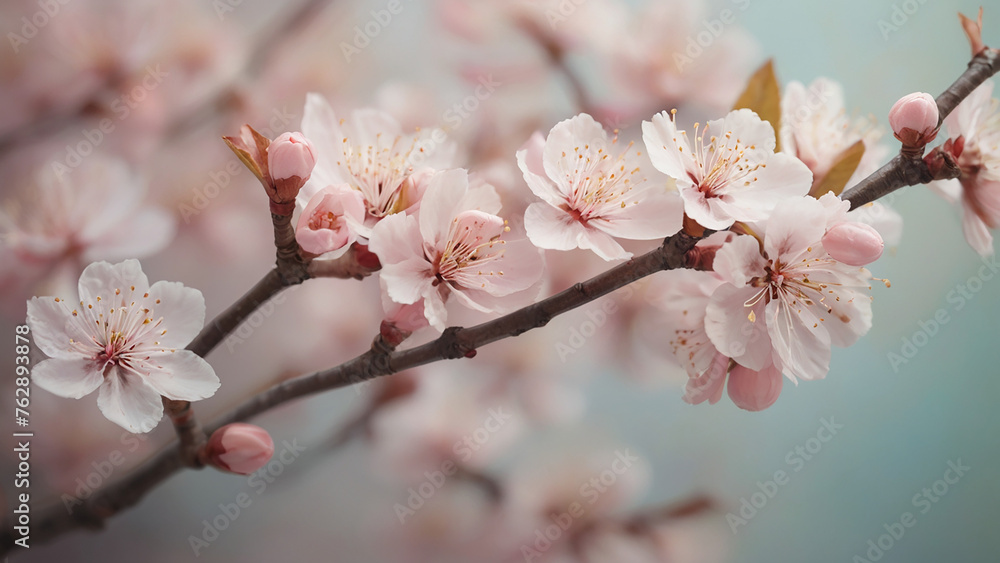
268;132;317;181
822;221;884;266
267;132;317;209
889;92;939;147
203;423;274;475
727;365;783;412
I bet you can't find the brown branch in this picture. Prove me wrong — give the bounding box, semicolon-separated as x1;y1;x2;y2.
0;232;698;553
163;399;207;467
841;47;1000;209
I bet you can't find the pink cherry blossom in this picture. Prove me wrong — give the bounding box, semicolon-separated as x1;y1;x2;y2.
300;93;457;238
26;259;219;433
779;78;905;245
607;0;759;114
295;183;366;257
517;113;684;260
645;264;783;411
643;108;813;230
203;423;275;475
781;78;887;186
368;169;543;331
932;81;1000;256
1;156;175;271
889;92;939;146
705;194;877;383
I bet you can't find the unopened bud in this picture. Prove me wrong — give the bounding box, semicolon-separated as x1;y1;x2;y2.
203;423;275;475
889;92;939;148
822;221;884;266
268;132;316;184
727;366;783;412
267;132;316;213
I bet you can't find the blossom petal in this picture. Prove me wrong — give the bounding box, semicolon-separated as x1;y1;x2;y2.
31;357;104;399
705;284;771;370
516;131;565;207
97;368;165;433
578;228;630;261
683;351;729;405
642;111;696;182
712;234;766;287
524;203;588;251
467;238;543;296
26;297;95;359
590;187;683;240
679;188;734;230
145;281;206;348
762;195;830;262
542;114;609;193
727;362;783;411
300;93;347;199
725;153;813;223
78;259;150;306
139;351;220;401
423;288;449;331
765;296;831;382
418;169;474;246
961;204;994;257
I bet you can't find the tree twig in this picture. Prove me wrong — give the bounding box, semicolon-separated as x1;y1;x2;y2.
841;47;1000;209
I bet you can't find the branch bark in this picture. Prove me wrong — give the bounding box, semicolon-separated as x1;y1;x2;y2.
841;48;1000;209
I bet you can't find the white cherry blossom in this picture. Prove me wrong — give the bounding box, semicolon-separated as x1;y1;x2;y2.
26;259;219;433
368;169;543;331
300;93;457;238
643;108;812;230
518;113;683;260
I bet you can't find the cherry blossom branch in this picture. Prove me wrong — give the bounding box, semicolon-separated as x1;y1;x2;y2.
841;47;1000;209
